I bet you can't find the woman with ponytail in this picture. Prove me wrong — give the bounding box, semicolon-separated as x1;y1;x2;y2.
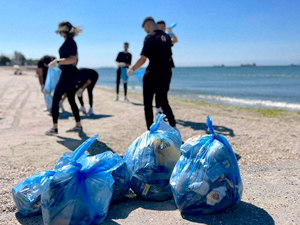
46;21;83;135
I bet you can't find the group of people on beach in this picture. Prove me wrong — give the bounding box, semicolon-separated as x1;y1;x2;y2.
37;17;178;135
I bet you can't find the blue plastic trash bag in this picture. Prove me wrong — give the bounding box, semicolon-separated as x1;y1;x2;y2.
54;149;130;203
133;69;145;83
120;66;128;83
43;65;61;94
124;114;182;201
12;170;55;216
170;115;243;215
44;93;53;111
41;135;123;225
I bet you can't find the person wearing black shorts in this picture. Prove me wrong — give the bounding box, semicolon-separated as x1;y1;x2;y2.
76;68;99;115
37;55;56;111
155;20;178;116
115;42;132;102
127;17;177;130
46;21;82;135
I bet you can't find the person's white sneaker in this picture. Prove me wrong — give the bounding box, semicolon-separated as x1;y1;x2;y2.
88;107;94;115
114;95;119;101
124;97;129;102
79;106;86;114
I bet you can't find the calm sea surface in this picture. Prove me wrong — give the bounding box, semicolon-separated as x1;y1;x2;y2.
94;66;300;111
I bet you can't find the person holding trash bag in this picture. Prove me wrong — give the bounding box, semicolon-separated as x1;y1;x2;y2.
46;21;82;135
37;55;56;111
76;68;99;115
127;17;177;130
41;135;124;225
115;42;132;102
170;115;243;215
123;114;182;201
155;20;178;117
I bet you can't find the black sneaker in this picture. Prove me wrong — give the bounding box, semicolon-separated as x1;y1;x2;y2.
66;126;83;132
45;128;58;136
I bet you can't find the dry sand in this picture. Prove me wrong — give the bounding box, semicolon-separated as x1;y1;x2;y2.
0;67;299;225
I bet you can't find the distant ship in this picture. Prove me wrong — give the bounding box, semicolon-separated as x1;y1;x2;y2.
241;63;256;67
213;64;225;67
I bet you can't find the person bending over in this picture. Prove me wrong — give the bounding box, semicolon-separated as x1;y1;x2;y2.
127;17;177;130
76;68;99;115
115;42;132;102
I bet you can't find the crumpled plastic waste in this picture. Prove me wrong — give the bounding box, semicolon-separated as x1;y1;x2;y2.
124;114;182;201
41;135;123;225
170;115;243;214
12;170;55;216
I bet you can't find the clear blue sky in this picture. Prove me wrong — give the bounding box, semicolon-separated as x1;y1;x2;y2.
1;0;299;67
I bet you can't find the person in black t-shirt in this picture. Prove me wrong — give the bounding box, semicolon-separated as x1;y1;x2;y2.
76;68;99;115
155;20;178;116
127;17;177;130
115;42;132;102
46;21;82;135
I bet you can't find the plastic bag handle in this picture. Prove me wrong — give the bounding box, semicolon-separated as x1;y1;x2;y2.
71;134;99;164
150;114;166;133
206;115;215;135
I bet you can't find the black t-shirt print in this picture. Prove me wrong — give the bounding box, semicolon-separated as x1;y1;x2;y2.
116;52;132;68
141;29;172;72
59;38;78;69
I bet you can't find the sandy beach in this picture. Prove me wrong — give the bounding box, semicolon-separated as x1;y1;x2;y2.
0;67;299;225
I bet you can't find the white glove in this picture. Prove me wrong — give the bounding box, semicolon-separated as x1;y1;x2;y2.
166;27;173;34
76;88;84;97
119;62;126;67
127;67;134;76
48;59;58;69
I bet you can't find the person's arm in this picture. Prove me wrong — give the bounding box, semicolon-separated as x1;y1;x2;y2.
57;55;77;65
127;55;147;76
76;79;92;97
36;68;43;85
166;27;178;44
171;35;178;44
81;79;92;91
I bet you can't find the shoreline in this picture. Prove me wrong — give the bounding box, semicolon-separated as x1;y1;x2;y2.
96;84;300;114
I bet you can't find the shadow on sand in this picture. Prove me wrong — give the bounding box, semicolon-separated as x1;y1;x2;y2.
15;199;274;225
57;110;112;120
105;197;274;225
177;119;235;137
57;131;115;155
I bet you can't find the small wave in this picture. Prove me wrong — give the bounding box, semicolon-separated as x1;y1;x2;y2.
197;95;300;111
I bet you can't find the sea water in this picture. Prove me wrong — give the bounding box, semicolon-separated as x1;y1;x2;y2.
94;66;300;111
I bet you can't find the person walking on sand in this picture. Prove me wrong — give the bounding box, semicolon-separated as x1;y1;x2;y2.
127;17;177;130
115;42;132;102
155;20;178;117
46;21;82;135
76;68;99;115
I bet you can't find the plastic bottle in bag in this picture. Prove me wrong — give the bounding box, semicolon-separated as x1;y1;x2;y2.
170;115;243;214
124;114;182;201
